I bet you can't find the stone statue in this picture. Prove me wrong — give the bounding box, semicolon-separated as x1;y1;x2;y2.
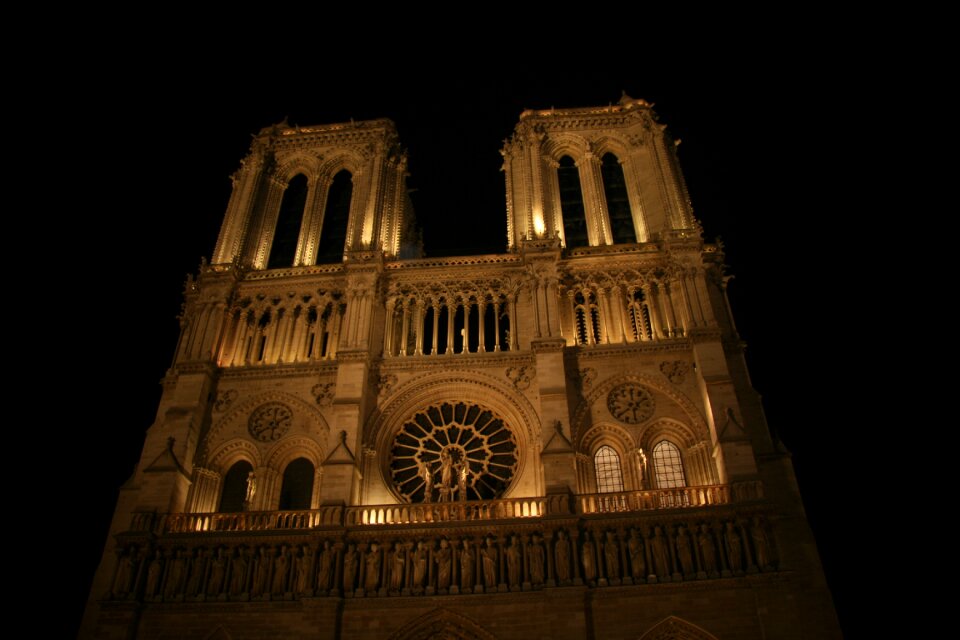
245;471;257;506
457;461;469;500
699;525;717;574
651;526;670;578
581;532;596;583
112;548;136;598
145;550;162;598
628;530;645;579
604;531;619;579
440;450;454;491
460;540;474;590
527;535;545;585
317;541;333;591
481;537;498;588
230;548;248;594
364;543;381;591
272;546;289;594
418;458;433;503
389;543;406;591
506;536;521;586
555;530;571;582
186;548;208;596
750;516;772;569
412;541;428;589
343;544;358;592
435;539;452;589
165;549;186;598
294;545;313;594
207;548;226;596
725;522;743;572
676;526;694;575
251;548;269;596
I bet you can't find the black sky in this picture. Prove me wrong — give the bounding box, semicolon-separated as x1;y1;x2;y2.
56;60;866;636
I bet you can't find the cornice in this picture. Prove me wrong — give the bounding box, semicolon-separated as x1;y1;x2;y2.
568;340;692;360
384;254;523;270
218;363;337;381
245;264;345;281
379;352;534;372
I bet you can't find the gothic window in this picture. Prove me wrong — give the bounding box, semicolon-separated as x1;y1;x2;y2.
558;155;589;248
279;458;315;510
219;460;253;513
574;291;602;345
627;288;653;341
268;174;309;269
316;169;352;264
498;305;511;351
653;441;686;489
601;153;636;244
594;445;625;493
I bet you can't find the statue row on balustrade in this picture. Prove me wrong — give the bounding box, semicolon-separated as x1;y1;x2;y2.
108;516;775;602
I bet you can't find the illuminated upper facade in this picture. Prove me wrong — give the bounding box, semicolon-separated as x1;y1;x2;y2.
83;95;840;640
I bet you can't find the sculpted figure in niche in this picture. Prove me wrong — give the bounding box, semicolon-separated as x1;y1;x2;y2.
481;537;498;588
165;549;186;598
604;531;620;579
343;544;359;592
272;546;290;594
457;461;469;500
506;535;521;586
751;516;772;569
555;530;571;582
725;522;743;572
628;529;646;579
245;472;257;507
417;458;433;503
651;526;671;578
207;548;227;595
294;545;313;594
440;450;454;492
675;526;695;575
317;541;334;591
699;525;717;574
365;543;381;591
389;542;406;591
230;547;249;594
145;550;162;598
186;548;207;596
460;540;474;590
112;548;136;598
528;535;545;585
435;539;453;589
412;541;429;589
251;548;269;596
581;532;597;583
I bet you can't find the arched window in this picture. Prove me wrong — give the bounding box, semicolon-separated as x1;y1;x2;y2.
279;458;315;510
601;153;636;244
574;291;602;345
594;445;625;493
268;174;309;269
627;288;653;342
558;156;588;248
219;460;253;513
316;170;352;264
652;441;686;489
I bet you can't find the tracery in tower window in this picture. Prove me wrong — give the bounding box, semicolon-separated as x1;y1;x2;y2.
600;153;636;244
558;155;588;248
389;402;519;503
268;174;309;269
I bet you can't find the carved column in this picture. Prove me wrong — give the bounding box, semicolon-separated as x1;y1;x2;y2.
414;298;425;356
493;300;502;351
508;295;519;350
656;282;674;338
462;301;471;354
399;300;410;357
445;300;456;355
431;303;440;355
477;299;486;352
577;153;610;246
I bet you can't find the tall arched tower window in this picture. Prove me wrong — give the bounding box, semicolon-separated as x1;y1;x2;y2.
279;458;315;510
557;156;588;248
219;460;253;513
652;441;686;489
594;445;625;493
316;170;353;264
601;153;636;244
268;174;309;269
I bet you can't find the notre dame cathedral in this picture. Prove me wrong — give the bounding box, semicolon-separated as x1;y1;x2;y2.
81;95;840;639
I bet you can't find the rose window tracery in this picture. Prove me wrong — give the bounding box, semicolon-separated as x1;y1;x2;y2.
390;402;519;503
248;402;293;442
607;383;655;424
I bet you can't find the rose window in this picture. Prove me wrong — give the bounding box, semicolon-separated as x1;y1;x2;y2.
248;402;293;442
390;402;519;502
607;383;655;424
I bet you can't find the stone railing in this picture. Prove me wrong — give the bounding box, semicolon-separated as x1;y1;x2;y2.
345;497;545;526
142;507;344;535
577;485;730;514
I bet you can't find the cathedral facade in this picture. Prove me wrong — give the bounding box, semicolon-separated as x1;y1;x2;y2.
82;96;840;639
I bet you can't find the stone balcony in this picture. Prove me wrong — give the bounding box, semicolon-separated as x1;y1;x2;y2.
107;483;774;604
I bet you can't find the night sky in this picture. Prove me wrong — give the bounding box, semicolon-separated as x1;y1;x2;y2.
58;64;865;636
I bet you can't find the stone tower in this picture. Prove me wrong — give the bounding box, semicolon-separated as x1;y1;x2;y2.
82;97;840;639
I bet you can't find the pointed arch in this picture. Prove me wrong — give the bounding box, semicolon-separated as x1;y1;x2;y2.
316;169;352;263
638;616;718;640
274;152;321;183
388;608;498;640
600;152;637;244
267;173;309;269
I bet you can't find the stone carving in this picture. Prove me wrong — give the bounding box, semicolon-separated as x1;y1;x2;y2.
245;472;257;505
343;544;358;592
272;546;290;594
378;374;398;396
311;383;335;406
389;542;406;591
607;383;655;424
364;543;380;591
628;529;646;579
528;535;545;586
248;402;293;442
165;549;186;599
251;548;269;597
725;522;743;573
435;539;452;590
460;540;475;591
555;530;571;583
207;548;226;596
112;548;137;598
581;532;596;583
506;365;536;390
506;535;521;587
145;550;162;599
676;526;695;576
317;541;333;591
651;526;671;579
659;360;691;384
391;401;519;502
213;389;238;412
230;548;248;595
698;525;717;575
186;548;207;596
579;367;597;390
604;531;620;580
412;541;428;590
481;538;497;589
750;516;773;570
294;546;312;595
